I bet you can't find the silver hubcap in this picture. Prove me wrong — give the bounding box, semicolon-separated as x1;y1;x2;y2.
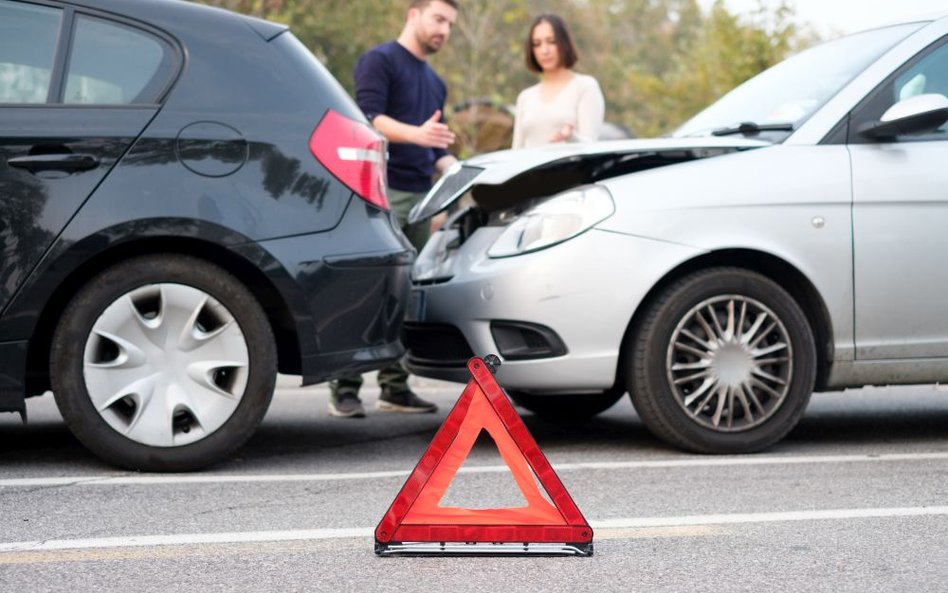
83;283;250;447
666;295;793;432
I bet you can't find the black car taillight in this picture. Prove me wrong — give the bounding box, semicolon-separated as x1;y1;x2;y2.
309;109;389;211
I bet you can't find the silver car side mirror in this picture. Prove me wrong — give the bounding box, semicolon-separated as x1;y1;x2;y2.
857;93;948;140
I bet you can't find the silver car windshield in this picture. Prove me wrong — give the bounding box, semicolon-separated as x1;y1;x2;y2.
674;22;925;139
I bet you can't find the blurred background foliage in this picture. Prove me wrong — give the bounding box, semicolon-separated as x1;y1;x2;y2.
200;0;819;154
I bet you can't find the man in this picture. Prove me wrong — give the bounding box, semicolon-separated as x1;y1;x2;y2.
329;0;459;418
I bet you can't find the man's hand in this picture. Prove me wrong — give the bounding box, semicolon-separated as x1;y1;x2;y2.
371;111;456;149
414;110;456;148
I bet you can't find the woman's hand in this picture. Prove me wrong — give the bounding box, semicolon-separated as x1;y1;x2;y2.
549;123;574;143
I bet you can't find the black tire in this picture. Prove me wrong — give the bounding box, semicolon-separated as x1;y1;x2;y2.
51;255;276;471
627;267;816;453
508;388;624;423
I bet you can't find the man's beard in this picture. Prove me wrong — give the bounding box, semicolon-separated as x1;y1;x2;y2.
418;32;444;55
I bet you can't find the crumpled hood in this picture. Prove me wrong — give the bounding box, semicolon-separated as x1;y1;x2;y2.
408;136;769;223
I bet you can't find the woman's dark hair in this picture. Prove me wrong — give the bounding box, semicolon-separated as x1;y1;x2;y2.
524;13;578;73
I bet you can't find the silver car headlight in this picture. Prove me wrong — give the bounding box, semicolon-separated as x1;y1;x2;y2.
487;185;615;258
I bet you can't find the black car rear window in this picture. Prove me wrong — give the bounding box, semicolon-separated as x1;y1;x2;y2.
64;14;177;105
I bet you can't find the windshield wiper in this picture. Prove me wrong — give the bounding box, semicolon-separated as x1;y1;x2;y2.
710;122;795;137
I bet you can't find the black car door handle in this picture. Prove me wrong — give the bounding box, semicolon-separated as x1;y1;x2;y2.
8;153;100;173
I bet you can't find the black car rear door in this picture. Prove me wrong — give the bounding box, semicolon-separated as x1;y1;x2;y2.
0;0;179;313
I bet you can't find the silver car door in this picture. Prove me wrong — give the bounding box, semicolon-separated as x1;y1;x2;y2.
850;36;948;359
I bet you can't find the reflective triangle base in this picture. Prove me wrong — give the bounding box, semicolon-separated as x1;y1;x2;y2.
375;541;594;556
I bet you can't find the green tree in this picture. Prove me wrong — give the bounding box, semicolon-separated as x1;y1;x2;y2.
623;0;810;136
561;0;707;137
197;0;817;143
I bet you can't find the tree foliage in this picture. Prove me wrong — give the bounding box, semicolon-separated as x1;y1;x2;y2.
199;0;817;147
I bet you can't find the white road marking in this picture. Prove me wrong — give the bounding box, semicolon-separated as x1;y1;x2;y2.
2;506;946;553
0;528;371;553
3;451;947;488
590;506;948;528
0;470;411;488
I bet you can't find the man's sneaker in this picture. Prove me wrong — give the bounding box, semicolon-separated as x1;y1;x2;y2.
328;392;366;418
376;388;438;413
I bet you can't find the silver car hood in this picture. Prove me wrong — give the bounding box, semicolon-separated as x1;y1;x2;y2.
408;137;769;223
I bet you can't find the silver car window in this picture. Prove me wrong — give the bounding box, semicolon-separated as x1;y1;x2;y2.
849;33;948;143
894;42;948;135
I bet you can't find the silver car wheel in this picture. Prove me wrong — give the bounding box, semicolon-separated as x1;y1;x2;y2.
666;294;792;432
83;283;250;448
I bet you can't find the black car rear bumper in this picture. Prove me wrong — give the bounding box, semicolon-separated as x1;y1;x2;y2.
249;198;415;385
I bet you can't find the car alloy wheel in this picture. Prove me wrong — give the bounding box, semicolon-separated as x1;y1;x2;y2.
666;295;792;432
627;267;816;454
52;255;276;471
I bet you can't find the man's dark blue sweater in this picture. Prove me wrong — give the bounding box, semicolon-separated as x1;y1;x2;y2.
354;40;449;193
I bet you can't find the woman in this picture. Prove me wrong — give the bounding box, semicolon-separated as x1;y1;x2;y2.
512;14;605;149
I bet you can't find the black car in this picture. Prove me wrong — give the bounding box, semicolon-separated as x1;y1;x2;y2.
0;0;413;470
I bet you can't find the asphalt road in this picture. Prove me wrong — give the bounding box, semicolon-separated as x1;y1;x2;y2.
1;376;947;592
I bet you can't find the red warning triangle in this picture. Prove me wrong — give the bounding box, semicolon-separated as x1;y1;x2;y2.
375;357;593;555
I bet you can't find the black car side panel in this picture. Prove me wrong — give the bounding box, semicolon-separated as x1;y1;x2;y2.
84;6;368;244
3;198;411;400
0;107;157;313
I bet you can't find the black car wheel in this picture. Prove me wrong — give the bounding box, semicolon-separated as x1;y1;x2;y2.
51;255;276;471
508;388;624;422
627;267;816;453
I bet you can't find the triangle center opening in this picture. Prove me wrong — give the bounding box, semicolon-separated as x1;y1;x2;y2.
439;428;554;509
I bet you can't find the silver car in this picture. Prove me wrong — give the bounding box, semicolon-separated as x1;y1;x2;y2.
403;14;948;454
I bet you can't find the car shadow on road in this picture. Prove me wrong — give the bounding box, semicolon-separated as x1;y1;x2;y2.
786;389;948;448
0;413;106;471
